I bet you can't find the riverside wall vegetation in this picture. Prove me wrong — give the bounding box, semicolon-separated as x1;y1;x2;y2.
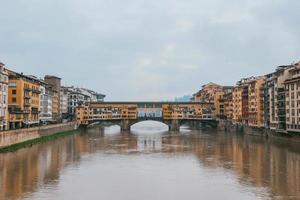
0;122;78;153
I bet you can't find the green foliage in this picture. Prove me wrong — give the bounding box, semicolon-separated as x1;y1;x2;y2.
0;130;78;154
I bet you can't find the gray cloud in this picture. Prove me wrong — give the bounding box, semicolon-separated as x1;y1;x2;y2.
0;0;299;100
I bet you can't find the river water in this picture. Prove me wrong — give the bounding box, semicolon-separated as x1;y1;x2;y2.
0;121;300;200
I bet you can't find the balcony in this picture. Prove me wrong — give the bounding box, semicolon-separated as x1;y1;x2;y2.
32;89;41;94
24;88;31;92
24;95;31;99
23;110;30;114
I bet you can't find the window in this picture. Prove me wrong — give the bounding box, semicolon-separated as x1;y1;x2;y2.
8;82;17;87
286;85;289;90
12;90;16;95
12;97;16;103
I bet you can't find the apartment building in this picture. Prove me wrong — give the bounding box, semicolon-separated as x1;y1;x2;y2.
285;63;300;132
0;63;8;131
51;90;59;121
223;92;233;120
241;85;249;125
265;66;292;131
214;91;225;117
232;86;243;123
192;82;223;103
248;77;266;128
77;88;105;102
8;72;42;129
61;86;106;120
39;83;53;123
44;75;61;120
192;83;233;119
60;89;68;119
68;91;88;120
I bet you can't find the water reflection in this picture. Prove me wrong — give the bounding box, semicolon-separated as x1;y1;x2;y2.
0;123;299;200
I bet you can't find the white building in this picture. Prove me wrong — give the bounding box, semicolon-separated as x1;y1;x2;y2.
0;63;8;130
77;88;105;102
61;86;105;120
39;83;53;123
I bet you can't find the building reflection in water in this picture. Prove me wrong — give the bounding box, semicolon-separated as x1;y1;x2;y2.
0;126;299;199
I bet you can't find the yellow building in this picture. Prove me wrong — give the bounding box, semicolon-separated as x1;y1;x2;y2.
232;86;243;123
248;77;266;128
7;71;42;129
213;91;225;117
192;82;223;103
223;92;233;120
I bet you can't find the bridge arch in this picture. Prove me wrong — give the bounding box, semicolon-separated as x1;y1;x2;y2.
129;119;170;130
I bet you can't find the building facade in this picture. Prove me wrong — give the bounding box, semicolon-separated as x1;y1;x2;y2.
285;63;300;133
60;89;68;119
61;86;105;120
76;88;105;102
68;91;87;120
223;92;233;120
39;84;53;123
267;66;292;131
0;63;8;131
232;86;243;123
52;90;59;121
192;82;223;103
214;91;225;118
248;77;266;128
44;75;61;120
8;72;41;129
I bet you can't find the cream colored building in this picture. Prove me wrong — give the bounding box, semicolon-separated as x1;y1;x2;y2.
285;63;300;132
268;66;292;130
0;63;8;130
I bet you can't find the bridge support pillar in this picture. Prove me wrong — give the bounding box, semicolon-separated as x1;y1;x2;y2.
120;119;131;132
169;119;180;132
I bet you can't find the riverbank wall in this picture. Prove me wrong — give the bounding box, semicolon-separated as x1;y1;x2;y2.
218;119;300;138
0;122;78;149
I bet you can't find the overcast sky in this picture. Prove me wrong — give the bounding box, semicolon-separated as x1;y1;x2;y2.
1;0;299;100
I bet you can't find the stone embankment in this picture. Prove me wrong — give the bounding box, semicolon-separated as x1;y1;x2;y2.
218;119;300;138
0;122;78;149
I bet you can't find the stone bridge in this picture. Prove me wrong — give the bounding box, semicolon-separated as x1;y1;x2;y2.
76;102;217;131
